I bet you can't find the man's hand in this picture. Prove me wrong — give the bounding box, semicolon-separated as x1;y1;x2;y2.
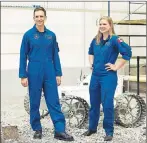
90;64;93;70
56;76;61;86
21;78;28;87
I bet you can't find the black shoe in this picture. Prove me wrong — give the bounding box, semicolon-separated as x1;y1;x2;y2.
82;130;97;136
104;135;113;141
54;132;74;141
33;130;42;139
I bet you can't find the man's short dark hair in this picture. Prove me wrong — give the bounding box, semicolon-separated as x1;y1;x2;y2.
33;7;46;16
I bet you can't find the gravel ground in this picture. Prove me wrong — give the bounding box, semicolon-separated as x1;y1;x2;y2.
1;95;146;143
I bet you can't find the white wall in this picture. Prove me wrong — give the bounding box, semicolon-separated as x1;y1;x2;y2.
1;1;146;70
46;10;85;67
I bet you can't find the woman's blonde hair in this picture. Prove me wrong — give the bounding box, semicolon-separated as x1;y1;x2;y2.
95;16;115;44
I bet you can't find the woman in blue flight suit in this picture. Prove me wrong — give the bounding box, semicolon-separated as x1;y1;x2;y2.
19;7;74;141
82;16;132;141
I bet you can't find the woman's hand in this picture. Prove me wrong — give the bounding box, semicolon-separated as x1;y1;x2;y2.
56;76;61;86
105;59;127;71
105;63;117;71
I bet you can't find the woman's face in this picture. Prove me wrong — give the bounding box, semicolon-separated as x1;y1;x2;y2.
99;19;111;34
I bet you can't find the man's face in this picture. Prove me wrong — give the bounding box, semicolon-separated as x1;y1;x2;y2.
33;10;46;27
99;19;111;34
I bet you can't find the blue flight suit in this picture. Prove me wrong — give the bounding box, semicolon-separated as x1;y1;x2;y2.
88;35;132;136
19;25;65;132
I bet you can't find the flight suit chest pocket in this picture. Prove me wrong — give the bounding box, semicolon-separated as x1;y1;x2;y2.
45;39;53;48
30;37;41;48
102;42;112;55
44;34;54;48
93;44;101;56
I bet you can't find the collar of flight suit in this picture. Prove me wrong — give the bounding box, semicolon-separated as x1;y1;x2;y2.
100;35;111;46
33;24;47;33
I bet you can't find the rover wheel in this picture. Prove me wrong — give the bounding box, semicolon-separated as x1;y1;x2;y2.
24;94;90;128
60;96;89;129
115;93;146;128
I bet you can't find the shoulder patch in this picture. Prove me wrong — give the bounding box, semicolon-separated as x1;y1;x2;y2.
117;37;123;43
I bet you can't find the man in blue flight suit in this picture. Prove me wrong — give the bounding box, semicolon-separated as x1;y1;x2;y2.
19;6;74;141
82;16;132;141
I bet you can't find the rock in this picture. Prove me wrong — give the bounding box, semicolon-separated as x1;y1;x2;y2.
2;126;19;141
